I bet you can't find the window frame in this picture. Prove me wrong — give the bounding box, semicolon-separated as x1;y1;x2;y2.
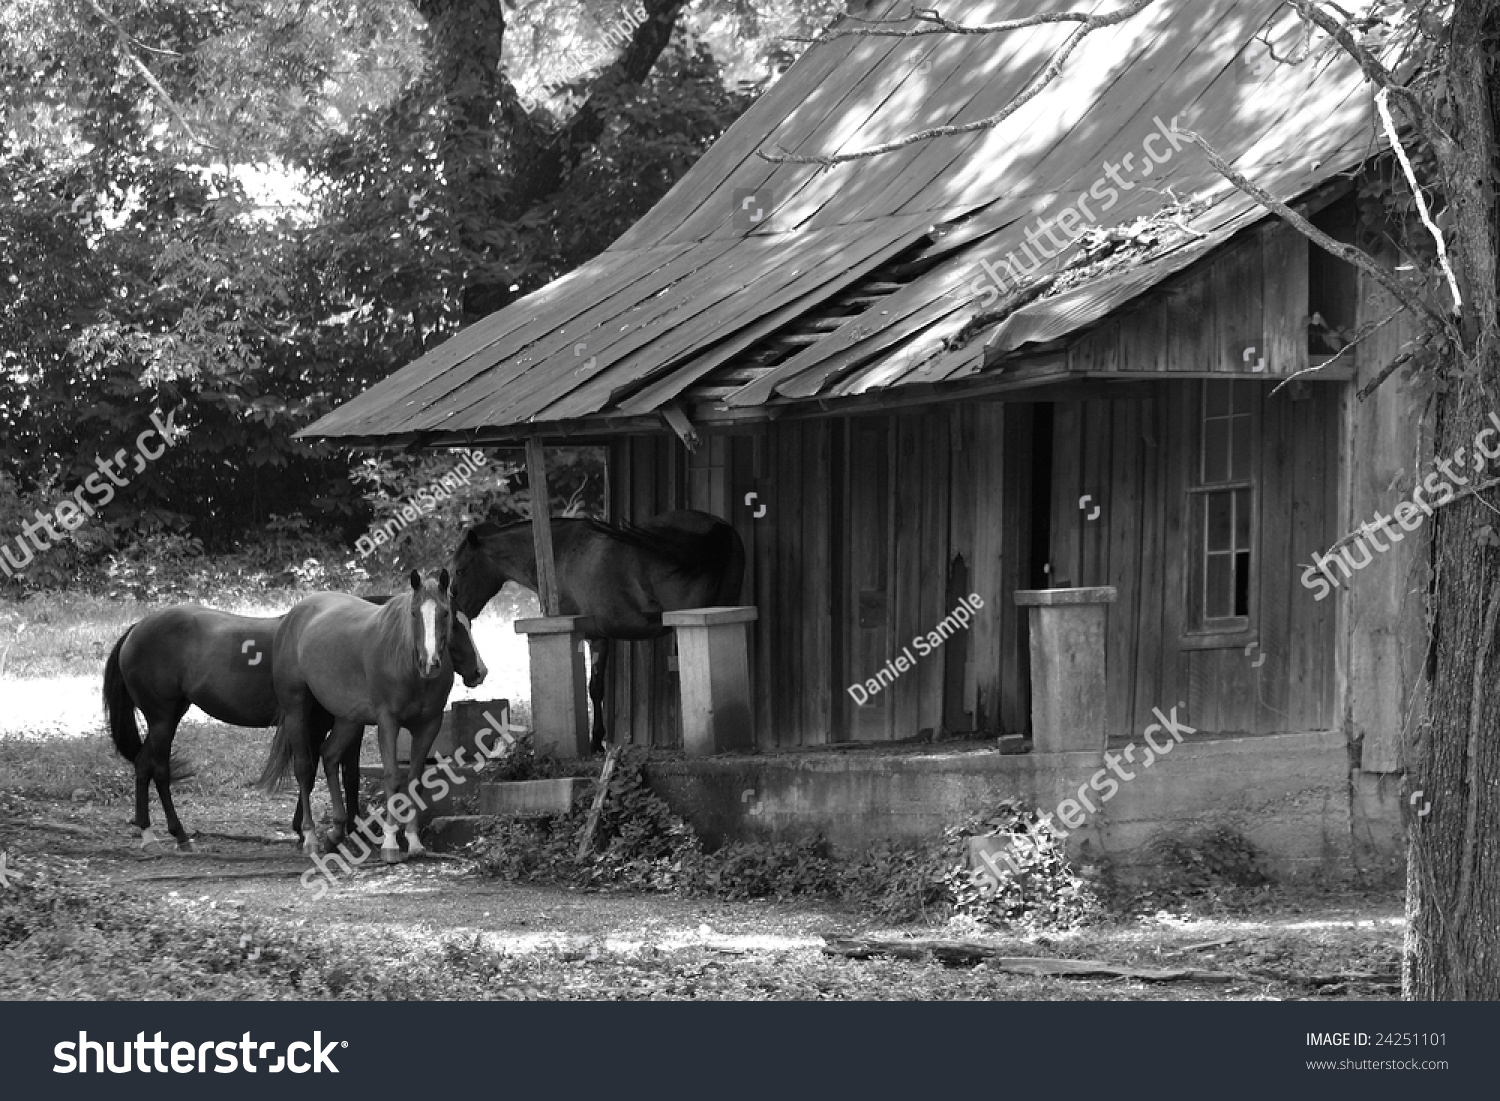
1181;380;1260;649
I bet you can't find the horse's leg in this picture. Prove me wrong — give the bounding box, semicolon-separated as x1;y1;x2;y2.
322;718;362;845
341;728;365;837
131;722;157;851
588;638;609;754
281;696;320;857
375;715;405;863
143;706;190;853
401;718;444;858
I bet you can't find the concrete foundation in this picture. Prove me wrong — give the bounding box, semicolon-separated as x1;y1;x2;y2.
646;730;1399;881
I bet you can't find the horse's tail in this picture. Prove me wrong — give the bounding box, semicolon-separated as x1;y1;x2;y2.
256;714;294;793
103;626;142;763
103;624;196;780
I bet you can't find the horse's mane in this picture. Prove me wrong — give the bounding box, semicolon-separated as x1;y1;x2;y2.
372;589;415;670
468;519;531;541
584;516;723;572
465;514;730;574
375;587;449;671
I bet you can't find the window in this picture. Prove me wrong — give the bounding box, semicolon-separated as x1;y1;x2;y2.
1188;381;1256;637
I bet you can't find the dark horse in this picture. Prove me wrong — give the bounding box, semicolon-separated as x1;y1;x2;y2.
258;571;456;861
450;509;745;751
103;595;484;853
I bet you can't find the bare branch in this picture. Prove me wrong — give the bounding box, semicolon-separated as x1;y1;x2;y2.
1268;307;1405;396
758;0;1159;166
1322;474;1500;558
1354;346;1418;402
1180;129;1459;343
1285;0;1450;151
1375;87;1461;310
798;4;1125;45
86;0;215;152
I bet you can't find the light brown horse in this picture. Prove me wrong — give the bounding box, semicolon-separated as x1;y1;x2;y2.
259;570;456;861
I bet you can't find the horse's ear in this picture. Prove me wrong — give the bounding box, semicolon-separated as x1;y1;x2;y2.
438;568;450;592
409;569;421;591
465;527;481;545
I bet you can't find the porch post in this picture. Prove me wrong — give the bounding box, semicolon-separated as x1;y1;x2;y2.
514;615;596;758
662;606;758;757
1013;587;1116;753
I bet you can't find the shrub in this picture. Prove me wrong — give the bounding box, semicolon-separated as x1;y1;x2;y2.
943;802;1103;931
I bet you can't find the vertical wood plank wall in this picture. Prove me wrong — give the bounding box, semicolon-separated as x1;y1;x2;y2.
1048;380;1340;736
613;402;1034;748
1345;267;1429;773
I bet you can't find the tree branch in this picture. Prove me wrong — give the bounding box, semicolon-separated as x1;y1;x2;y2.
1180;130;1459;344
798;4;1136;44
1375;87;1461;310
1269;307;1405;396
85;0;214;152
1285;0;1451;153
757;0;1159;166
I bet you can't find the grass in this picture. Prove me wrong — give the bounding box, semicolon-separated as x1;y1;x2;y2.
0;590;301;681
0;581;535;738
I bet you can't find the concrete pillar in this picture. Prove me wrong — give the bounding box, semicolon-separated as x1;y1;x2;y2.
1013;587;1116;753
515;615;595;758
662;606;758;757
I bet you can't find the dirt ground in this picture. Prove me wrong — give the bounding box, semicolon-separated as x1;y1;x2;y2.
0;777;1405;1001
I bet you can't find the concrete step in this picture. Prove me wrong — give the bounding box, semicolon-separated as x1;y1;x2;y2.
479;777;584;817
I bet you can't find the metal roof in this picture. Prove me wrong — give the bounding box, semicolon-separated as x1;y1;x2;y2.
302;0;1390;446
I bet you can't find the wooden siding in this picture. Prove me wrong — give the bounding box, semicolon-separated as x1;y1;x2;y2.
1344;266;1429;773
614;400;1039;749
1067;220;1308;379
1048;379;1339;738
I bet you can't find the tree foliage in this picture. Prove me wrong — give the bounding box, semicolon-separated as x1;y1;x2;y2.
0;0;839;576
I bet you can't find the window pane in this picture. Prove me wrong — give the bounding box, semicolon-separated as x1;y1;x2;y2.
1205;381;1230;417
1234;488;1251;548
1207;492;1233;551
1203;422;1229;483
1230;416;1252;480
1206;553;1233;619
1234;549;1251;616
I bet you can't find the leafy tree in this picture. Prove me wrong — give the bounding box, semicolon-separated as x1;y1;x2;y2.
0;0;837;574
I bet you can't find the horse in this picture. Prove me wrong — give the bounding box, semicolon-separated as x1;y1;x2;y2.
103;594;485;853
288;596;484;849
449;509;745;751
258;570;456;862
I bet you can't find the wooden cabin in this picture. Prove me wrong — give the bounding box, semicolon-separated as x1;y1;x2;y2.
305;0;1420;871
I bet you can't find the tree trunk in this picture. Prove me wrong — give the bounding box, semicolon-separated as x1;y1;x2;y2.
1405;0;1500;999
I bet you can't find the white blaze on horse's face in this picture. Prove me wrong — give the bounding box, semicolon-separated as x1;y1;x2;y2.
419;597;439;676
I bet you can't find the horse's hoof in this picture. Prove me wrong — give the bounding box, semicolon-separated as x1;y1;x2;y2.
382;846;406;864
175;838;195;854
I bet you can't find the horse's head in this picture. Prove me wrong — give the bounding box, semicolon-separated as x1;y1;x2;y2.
450;522;511;620
450;608;488;688
408;568;454;680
